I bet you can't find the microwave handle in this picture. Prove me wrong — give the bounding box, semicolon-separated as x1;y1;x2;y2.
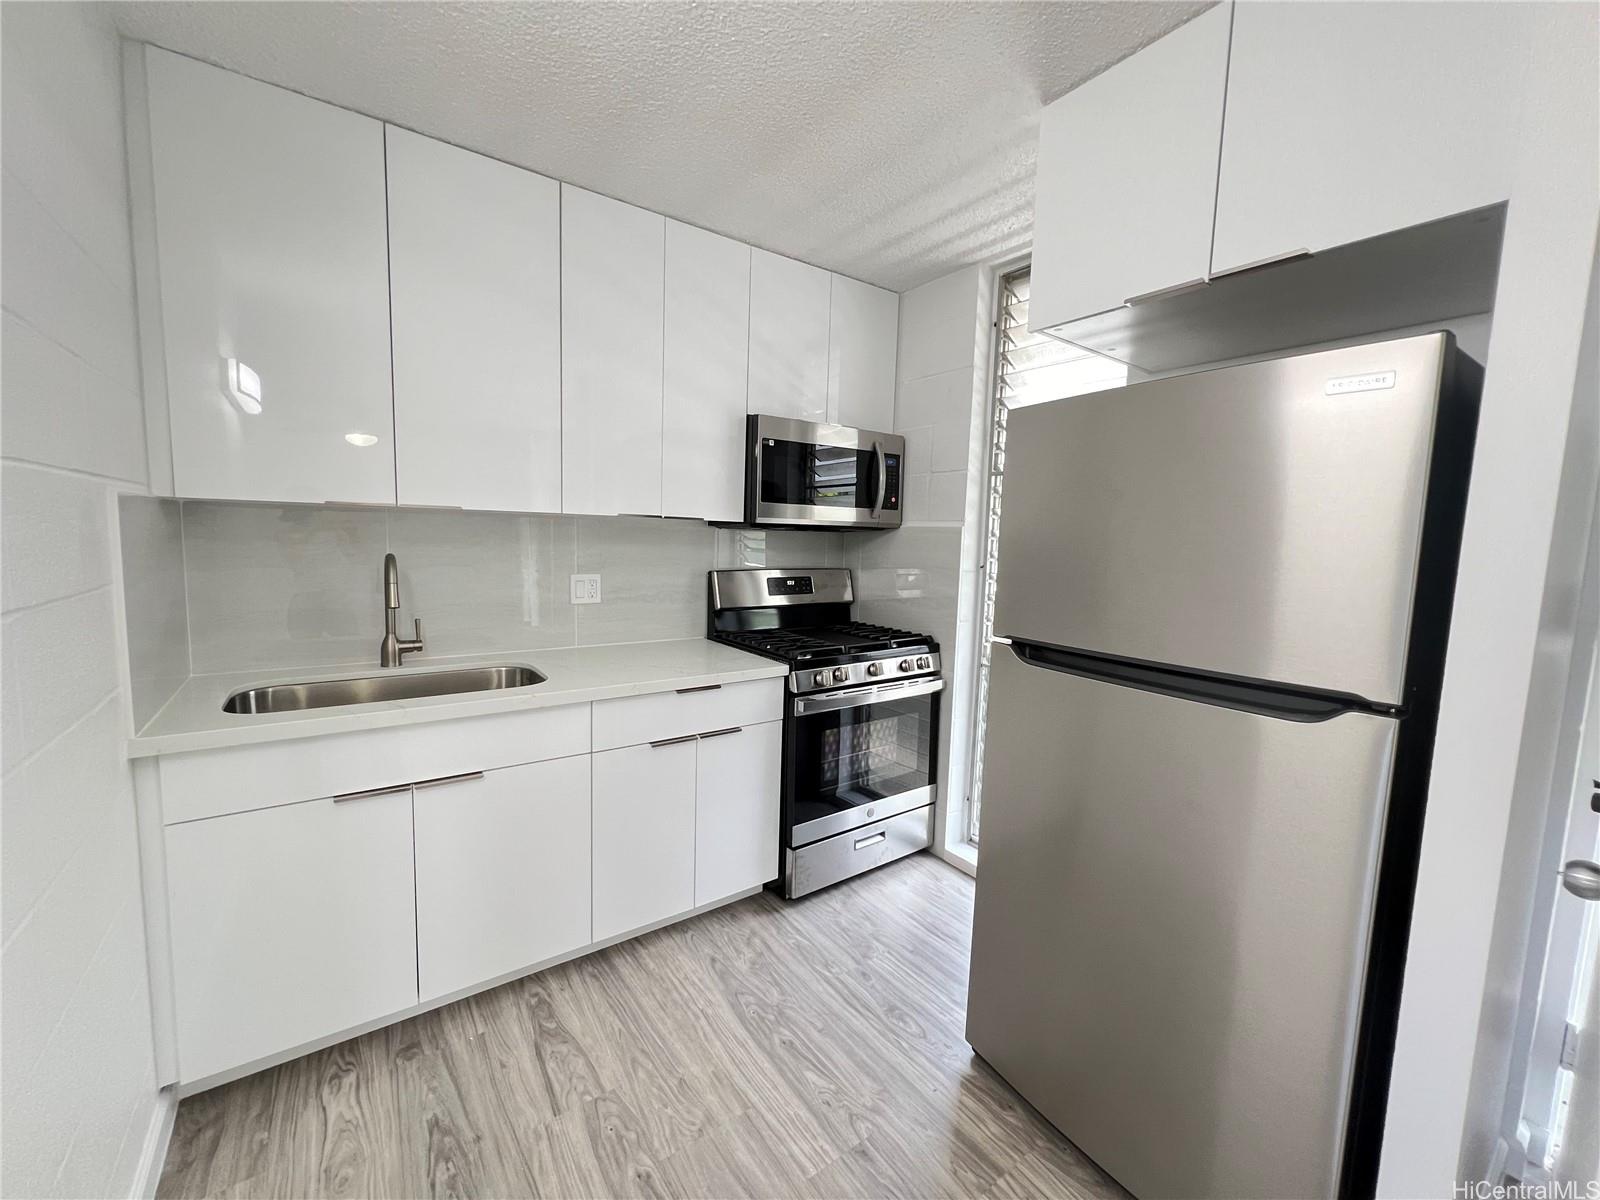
869;441;887;517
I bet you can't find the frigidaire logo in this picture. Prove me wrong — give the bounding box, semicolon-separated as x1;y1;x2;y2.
1324;370;1397;395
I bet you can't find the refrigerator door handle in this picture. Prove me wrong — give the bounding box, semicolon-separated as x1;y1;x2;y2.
1004;639;1383;723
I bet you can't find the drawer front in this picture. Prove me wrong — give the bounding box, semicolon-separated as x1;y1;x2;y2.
160;704;591;824
785;805;933;899
591;677;783;751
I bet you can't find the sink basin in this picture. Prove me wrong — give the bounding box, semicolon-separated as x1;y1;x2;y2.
222;664;546;714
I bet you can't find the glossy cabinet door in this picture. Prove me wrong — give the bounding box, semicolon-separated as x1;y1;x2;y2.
1028;4;1231;332
387;127;561;512
142;46;395;504
1211;2;1526;276
592;739;696;940
694;722;782;906
748;248;831;421
164;788;417;1082
413;757;591;1001
826;274;899;431
663;221;750;520
561;185;665;516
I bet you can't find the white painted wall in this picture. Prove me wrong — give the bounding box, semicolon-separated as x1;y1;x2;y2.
0;4;167;1195
1379;5;1600;1194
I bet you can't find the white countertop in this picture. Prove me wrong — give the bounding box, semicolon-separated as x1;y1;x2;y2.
129;639;787;758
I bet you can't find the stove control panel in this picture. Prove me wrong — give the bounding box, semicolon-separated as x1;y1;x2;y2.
788;652;942;694
765;575;815;597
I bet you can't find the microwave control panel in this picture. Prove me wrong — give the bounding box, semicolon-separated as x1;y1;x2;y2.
883;453;901;510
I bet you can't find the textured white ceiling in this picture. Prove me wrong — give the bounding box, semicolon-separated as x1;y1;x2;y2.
110;1;1209;292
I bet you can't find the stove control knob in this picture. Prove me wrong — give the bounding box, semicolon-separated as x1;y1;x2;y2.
917;655;931;670
899;658;913;672
832;667;850;683
812;671;827;688
866;662;884;677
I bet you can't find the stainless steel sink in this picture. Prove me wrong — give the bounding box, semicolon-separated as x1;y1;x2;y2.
222;665;546;714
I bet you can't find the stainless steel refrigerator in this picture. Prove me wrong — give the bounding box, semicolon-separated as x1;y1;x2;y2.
965;332;1482;1200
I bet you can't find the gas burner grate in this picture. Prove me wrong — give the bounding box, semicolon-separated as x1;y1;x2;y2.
715;623;931;663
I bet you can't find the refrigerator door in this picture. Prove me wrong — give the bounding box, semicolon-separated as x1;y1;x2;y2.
993;332;1451;706
966;645;1398;1200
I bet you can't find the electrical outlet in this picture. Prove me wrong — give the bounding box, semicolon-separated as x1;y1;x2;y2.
570;573;602;604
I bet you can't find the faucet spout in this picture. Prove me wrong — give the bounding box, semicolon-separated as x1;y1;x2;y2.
384;552;401;612
379;553;424;667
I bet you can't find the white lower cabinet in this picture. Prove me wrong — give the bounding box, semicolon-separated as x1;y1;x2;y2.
413;756;591;1002
592;738;698;940
164;788;418;1082
695;723;782;905
152;685;784;1084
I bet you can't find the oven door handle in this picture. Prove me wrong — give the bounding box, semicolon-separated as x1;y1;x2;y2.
793;676;944;715
869;441;887;518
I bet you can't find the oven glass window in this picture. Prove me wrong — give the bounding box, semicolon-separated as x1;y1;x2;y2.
760;438;877;509
790;692;935;837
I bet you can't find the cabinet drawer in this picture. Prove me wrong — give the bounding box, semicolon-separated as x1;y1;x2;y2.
591;677;783;751
160;704;590;824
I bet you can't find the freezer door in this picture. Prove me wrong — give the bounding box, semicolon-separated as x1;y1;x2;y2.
994;332;1451;705
966;645;1398;1200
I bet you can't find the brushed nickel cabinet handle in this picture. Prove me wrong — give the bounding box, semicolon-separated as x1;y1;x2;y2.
1124;277;1207;306
649;733;700;748
331;783;412;804
675;683;722;694
1207;247;1312;281
696;726;742;740
412;770;485;790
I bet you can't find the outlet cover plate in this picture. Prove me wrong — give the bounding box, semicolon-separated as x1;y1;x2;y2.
570;574;602;604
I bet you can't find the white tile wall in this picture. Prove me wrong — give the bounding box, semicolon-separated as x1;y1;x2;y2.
0;4;162;1196
844;264;993;857
162;502;844;675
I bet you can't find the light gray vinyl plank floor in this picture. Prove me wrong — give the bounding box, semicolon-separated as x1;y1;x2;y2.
158;854;1125;1200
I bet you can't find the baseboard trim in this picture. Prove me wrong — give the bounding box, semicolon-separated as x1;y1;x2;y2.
130;1087;178;1200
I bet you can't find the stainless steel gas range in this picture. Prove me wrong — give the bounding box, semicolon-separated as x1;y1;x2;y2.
707;568;941;898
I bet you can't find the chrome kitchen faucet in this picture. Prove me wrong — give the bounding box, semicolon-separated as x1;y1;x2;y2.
379;552;424;667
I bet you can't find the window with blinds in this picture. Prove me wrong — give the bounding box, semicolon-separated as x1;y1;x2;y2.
966;267;1129;844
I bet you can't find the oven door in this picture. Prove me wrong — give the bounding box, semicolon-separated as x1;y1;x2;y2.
748;415;904;529
785;676;942;846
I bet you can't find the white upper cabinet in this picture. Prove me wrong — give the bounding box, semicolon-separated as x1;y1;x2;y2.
387;127;561;513
141;47;395;504
663;221;750;521
826;275;899;431
1028;4;1231;332
1211;2;1527;277
748;249;831;421
561;185;666;516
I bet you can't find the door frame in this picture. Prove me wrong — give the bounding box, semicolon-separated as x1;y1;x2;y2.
1507;488;1600;1179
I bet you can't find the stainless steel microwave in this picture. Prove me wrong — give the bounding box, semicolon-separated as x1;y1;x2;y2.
744;415;905;530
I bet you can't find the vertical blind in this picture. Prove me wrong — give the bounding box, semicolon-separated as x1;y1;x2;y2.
967;268;1129;842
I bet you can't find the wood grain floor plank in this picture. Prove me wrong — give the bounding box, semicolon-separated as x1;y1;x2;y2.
159;855;1120;1200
